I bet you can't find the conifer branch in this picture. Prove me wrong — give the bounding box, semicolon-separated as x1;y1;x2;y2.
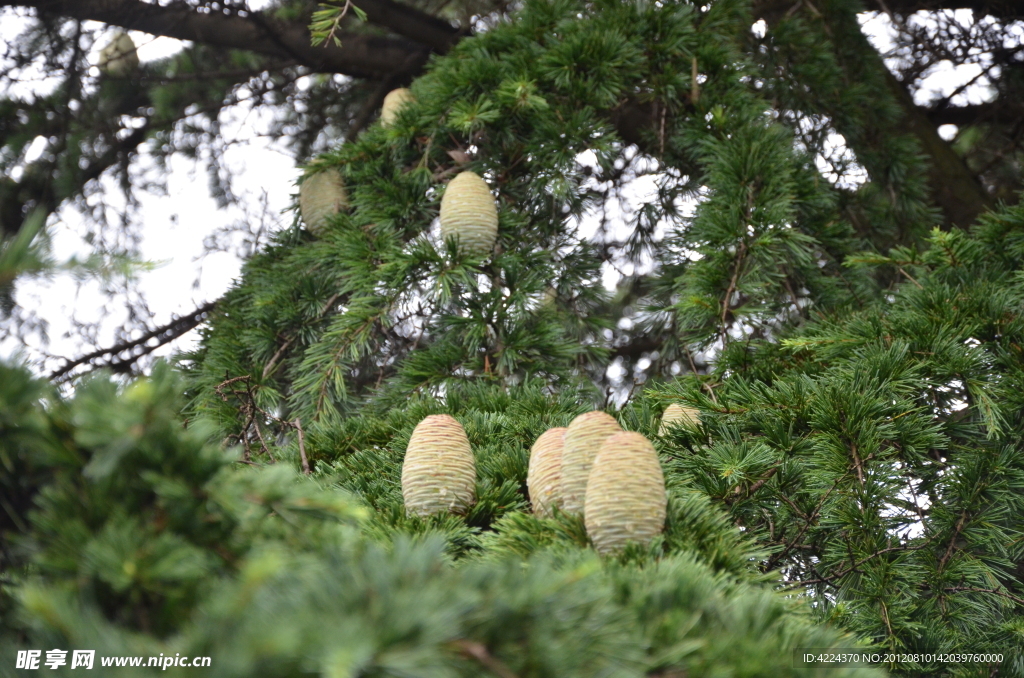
262;293;341;380
216;374;326;464
49;300;216;382
726;464;781;504
764;478;844;571
784;542;933;587
943;586;1024;607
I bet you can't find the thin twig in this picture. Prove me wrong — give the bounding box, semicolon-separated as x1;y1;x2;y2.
765;476;845;571
726;464;781;504
939;508;970;571
262;293;341;380
690;56;700;104
295;417;311;474
898;266;924;289
784;542;931;588
944;586;1024;607
451;640;519;678
318;0;357;48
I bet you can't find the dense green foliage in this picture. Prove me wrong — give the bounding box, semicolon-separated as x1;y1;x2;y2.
3;0;1024;675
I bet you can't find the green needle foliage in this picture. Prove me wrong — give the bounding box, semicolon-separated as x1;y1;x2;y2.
3;0;1024;676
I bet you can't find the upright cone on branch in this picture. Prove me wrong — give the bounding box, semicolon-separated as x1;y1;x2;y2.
527;427;567;518
299;167;348;234
381;88;415;127
559;411;621;515
584;431;667;555
659;403;700;434
540;286;557;309
401;414;477;517
98;31;139;78
439;171;498;257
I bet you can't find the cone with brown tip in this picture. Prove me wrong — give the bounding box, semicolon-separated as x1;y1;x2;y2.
659;403;700;434
559;411;621;515
584;431;667;555
527;427;567;517
401;414;477;517
439;171;498;257
299;167;348;234
381;88;415;127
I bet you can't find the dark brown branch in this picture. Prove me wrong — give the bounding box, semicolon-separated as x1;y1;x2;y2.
6;0;431;79
926;101;1024;127
753;0;999;230
882;68;995;229
2;0;669;197
353;0;463;52
345;44;432;142
49;300;216;381
875;0;1024;19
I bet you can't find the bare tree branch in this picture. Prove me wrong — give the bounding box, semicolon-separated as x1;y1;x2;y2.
927;101;1024;127
354;0;462;51
49;300;216;381
877;0;1024;19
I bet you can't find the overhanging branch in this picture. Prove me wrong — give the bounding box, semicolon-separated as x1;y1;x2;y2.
50;300;217;382
4;0;431;79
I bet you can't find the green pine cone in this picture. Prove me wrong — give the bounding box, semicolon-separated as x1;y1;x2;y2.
439;171;498;257
527;426;567;518
299;167;348;234
401;414;477;517
559;411;621;515
584;431;667;555
98;32;139;78
659;403;700;434
381;88;415;127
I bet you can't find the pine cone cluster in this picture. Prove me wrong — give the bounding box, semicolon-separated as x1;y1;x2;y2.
523;407;690;555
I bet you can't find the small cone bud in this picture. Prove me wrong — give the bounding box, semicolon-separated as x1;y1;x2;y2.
381;88;415;127
559;411;621;515
527;427;567;517
299;167;348;234
659;403;700;434
439;171;498;257
401;414;477;517
584;431;667;555
98;31;139;78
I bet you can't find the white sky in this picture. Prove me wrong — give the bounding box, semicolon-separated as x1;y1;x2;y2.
0;7;1005;377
